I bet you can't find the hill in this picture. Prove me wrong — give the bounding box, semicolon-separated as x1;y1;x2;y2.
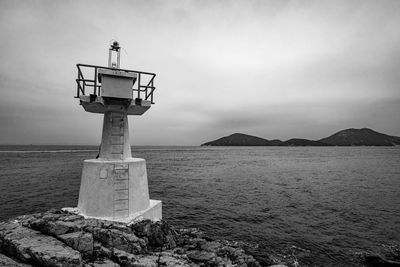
201;133;281;146
201;128;400;146
282;138;331;146
319;128;400;146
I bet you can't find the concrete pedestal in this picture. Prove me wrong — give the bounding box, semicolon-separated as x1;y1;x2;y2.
77;158;162;222
74;78;161;223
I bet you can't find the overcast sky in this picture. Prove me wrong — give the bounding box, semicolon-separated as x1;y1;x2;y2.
0;0;399;145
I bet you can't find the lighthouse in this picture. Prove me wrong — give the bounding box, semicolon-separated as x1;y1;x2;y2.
73;42;161;222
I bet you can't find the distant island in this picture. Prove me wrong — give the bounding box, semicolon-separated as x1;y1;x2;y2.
201;128;400;146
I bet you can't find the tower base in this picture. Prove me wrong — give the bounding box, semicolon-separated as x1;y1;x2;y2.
74;158;162;222
63;200;161;224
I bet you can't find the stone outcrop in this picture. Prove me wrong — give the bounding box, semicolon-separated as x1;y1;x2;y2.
58;232;94;255
0;253;32;267
0;220;82;266
364;254;400;267
0;209;281;267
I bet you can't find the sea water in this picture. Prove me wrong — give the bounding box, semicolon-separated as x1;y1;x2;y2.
0;146;399;266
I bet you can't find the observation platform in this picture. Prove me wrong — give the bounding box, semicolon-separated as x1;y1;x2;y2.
79;95;151;115
75;64;156;115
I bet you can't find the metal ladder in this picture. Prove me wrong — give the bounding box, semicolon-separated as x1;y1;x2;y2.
110;112;124;156
113;163;129;218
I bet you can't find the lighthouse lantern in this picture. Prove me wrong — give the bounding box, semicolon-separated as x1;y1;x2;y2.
108;41;121;68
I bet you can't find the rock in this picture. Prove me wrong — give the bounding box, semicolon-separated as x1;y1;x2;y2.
0;221;82;266
247;251;275;266
174;248;186;255
40;211;64;221
1;209;262;267
18;210;86;237
245;259;261;267
0;253;33;266
130;220;152;237
111;248;138;266
365;255;400;266
86;258;121;267
187;250;216;262
158;251;191;267
58;231;94;255
131;220;177;250
183;238;206;250
30;219;83;236
15;214;43;228
218;246;243;261
199;241;221;252
177;228;204;239
132;254;159;267
93;228;146;254
148;224;165;248
62;215;85;222
96;246;112;259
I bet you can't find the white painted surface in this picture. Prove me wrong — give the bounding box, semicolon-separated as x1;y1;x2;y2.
77;158;161;221
76;72;160;222
98;69;136;99
64;199;162;223
99;111;131;160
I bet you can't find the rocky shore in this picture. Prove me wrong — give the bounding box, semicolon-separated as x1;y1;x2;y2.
0;209;288;267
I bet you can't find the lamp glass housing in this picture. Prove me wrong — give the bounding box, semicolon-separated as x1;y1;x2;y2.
108;47;120;68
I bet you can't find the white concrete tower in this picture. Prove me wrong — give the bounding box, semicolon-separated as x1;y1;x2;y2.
74;42;161;222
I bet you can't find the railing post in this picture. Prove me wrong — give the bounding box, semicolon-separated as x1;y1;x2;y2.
152;79;154;100
94;67;98;95
137;73;141;99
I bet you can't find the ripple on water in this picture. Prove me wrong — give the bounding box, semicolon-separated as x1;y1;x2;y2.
1;146;400;266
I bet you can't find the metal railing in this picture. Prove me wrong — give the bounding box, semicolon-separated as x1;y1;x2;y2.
75;64;156;104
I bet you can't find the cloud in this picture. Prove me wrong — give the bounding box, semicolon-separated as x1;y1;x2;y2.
0;0;400;145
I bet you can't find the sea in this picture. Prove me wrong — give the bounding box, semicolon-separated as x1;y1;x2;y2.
0;145;399;266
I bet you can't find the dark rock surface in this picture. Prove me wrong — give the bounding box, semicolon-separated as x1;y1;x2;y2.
364;255;400;267
0;253;33;267
0;218;82;266
58;232;94;255
0;209;281;267
362;244;400;267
